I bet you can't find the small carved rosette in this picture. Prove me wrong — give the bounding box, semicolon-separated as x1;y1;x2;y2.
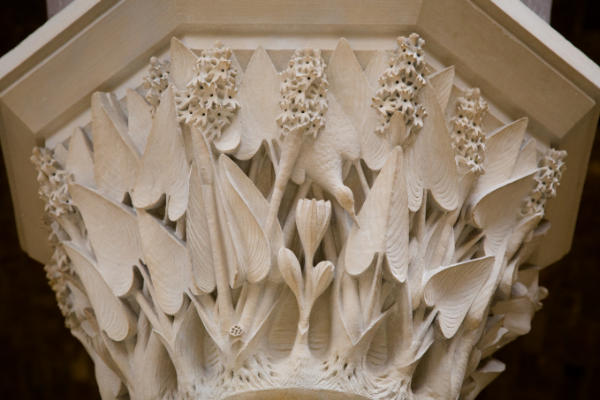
32;36;565;400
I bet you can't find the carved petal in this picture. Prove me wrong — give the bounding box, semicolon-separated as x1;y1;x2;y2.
70;183;141;297
428;66;455;112
312;260;334;301
66;128;95;187
423;256;495;338
278;247;303;300
137;210;191;315
132;86;190;221
170;37;197;90
186;163;216;293
364;50;389;91
345;147;409;282
235;47;281;160
63;242;135;341
91;92;139;203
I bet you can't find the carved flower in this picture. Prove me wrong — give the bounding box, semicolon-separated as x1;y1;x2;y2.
175;43;240;140
521;148;567;216
277;49;328;138
143;56;170;112
372;33;427;138
295;199;332;264
451;88;488;174
30;147;74;218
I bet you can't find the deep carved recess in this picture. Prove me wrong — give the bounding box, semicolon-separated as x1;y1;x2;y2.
31;36;566;400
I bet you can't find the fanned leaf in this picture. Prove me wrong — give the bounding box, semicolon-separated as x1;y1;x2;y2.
186;163;216;293
63;242;135;341
407;83;460;212
423;256;495;338
170;37;197;90
428;66;455;112
126;89;152;154
470;118;529;204
219;154;272;282
235;47;281;160
511;138;537;179
66;128;95;187
327;38;390;170
132;86;190;221
91;92;139;202
70;183;141;296
137;210;191;315
345;147;409;282
472;172;536;255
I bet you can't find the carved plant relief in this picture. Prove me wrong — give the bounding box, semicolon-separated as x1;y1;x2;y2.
32;35;566;400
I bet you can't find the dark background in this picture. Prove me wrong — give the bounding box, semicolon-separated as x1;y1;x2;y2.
0;1;598;398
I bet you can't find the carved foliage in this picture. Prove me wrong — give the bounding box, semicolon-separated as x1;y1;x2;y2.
33;36;566;400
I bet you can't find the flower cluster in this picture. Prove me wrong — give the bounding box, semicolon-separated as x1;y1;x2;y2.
175;44;240;140
31;147;74;218
277;49;328;138
372;34;427;138
45;236;79;329
522;148;567;216
450;88;488;174
143;56;170;112
31;146;80;330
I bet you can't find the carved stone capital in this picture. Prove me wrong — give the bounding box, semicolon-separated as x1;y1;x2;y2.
1;1;599;399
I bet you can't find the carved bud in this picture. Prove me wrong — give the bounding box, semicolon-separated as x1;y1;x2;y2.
278;247;303;300
143;56;170;112
175;43;240;140
451;88;488;174
277;49;328;138
521;148;567;216
372;33;427;138
295;199;332;264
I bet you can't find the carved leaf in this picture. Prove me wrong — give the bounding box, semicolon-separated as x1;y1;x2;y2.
219;154;272;283
472;172;536;255
327;38;391;170
66;128;95;187
511;138;538;179
406;83;460;212
63;242;135;341
126;89;152;154
137;210;191;315
235;47;281;160
428;66;455;112
461;359;506;400
91;92;139;202
169;37;197;90
423;256;495;338
470;118;529;204
345;147;409;282
186;163;216;293
132;86;190;221
70;183;141;296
